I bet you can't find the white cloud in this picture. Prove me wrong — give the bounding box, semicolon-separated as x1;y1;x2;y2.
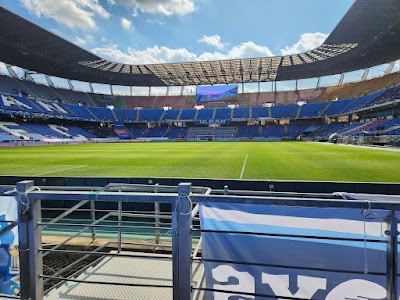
198;41;273;61
280;32;328;56
73;34;94;46
74;37;87;46
146;18;165;25
91;41;274;65
227;41;273;59
108;0;195;16
198;35;226;50
121;17;133;30
20;0;110;30
92;44;197;64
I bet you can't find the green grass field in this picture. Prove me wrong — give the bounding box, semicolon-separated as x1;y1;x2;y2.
0;142;399;182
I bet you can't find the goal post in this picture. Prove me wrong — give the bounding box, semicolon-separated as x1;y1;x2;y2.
196;135;214;141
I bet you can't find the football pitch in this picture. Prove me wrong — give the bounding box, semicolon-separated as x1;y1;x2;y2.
0;141;399;182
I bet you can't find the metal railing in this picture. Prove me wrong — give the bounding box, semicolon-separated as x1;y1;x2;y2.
9;180;400;300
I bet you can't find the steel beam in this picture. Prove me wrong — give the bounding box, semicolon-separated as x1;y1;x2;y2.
28;192;43;300
386;210;398;300
172;183;193;300
17;180;33;300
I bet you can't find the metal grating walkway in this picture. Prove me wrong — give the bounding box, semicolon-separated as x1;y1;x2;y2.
44;252;204;300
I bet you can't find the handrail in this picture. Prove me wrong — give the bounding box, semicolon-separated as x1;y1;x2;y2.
42;212;112;258
11;181;400;300
41;200;89;230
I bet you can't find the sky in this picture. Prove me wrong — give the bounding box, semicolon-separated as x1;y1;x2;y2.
0;0;396;95
0;0;355;64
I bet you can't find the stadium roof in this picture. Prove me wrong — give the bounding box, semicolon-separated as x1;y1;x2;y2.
0;0;399;87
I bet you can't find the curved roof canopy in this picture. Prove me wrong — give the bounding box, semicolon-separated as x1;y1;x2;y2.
0;0;399;87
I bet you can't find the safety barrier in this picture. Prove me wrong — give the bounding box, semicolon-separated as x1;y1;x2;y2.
1;181;399;299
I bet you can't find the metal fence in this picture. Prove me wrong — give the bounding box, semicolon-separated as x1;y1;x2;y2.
2;180;400;299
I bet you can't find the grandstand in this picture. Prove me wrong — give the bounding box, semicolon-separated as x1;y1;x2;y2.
0;76;398;143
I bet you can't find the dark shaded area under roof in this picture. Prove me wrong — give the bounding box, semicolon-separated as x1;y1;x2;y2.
0;0;399;87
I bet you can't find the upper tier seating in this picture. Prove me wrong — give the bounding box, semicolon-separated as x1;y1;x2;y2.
114;108;137;123
340;92;383;114
63;104;96;121
180;109;197;120
139;109;163;122
271;105;297;119
214;108;231;120
369;85;400;106
196;108;214;120
87;107;116;122
298;102;327;118
251;107;269;119
163;109;180;121
321;99;354;116
233;108;250;119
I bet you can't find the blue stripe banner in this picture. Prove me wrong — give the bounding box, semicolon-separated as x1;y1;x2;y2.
199;202;393;299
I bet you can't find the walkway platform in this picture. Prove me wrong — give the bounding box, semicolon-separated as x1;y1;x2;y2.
44;252;204;300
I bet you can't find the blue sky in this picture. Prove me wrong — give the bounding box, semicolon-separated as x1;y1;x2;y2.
1;0;355;64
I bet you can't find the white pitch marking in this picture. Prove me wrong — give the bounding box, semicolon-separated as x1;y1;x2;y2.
34;165;88;176
239;154;248;179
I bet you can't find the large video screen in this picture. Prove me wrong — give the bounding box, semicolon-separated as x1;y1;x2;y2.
196;85;238;103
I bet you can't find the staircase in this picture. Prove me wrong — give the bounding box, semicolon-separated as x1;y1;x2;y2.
193;110;199;121
295;105;302;119
84;93;97;107
12;78;38;98
84;107;100;121
111;109;118;122
162;127;171;137
136;110;140;123
211;107;217;119
176;109;183;121
159;110;166;122
318;101;333;116
337;98;358;115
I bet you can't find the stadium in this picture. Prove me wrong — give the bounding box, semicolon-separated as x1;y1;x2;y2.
0;0;399;299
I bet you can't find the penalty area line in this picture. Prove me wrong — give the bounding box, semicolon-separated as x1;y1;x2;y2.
34;165;88;176
239;154;248;179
